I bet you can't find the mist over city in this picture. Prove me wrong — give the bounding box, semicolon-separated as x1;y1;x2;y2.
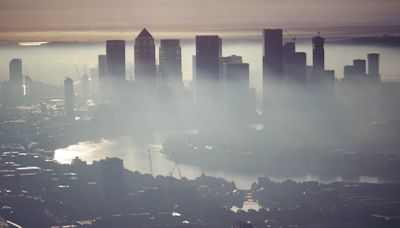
1;1;400;227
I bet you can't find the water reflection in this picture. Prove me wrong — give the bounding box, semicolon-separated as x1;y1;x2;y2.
54;136;384;189
54;137;264;188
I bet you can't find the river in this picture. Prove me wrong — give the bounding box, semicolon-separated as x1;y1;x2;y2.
54;135;383;189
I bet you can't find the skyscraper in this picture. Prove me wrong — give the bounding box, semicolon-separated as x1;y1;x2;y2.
368;53;380;81
106;40;126;81
64;77;74;120
312;35;325;71
4;58;24;105
284;52;307;84
159;39;182;88
263;29;283;81
134;28;156;88
98;54;107;81
283;42;296;64
195;35;222;101
353;59;366;76
224;62;251;120
9;58;23;85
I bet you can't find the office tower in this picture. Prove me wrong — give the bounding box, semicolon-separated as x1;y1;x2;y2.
224;62;251;120
283;42;296;76
282;41;307;84
9;59;23;85
134;28;156;88
283;42;296;63
221;55;243;65
221;55;245;114
9;58;24;98
263;29;283;81
353;59;366;76
368;53;380;81
285;52;307;83
98;55;107;81
159;39;182;88
195;35;222;103
106;40;126;81
312;35;325;71
343;65;355;79
262;29;283;116
100;157;124;199
64;77;74;120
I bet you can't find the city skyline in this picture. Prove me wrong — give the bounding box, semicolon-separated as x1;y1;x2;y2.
1;1;400;227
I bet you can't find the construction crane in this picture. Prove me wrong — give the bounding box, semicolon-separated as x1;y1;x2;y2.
73;64;82;85
147;149;153;176
168;151;182;179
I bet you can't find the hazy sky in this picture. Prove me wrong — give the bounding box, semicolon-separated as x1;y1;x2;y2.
0;0;400;40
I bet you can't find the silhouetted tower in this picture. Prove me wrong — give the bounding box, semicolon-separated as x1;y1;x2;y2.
64;77;74;120
353;59;366;76
106;40;126;81
98;55;107;81
285;52;307;84
134;28;156;88
221;55;243;65
9;59;23;85
262;29;283;115
263;29;283;82
368;53;380;81
100;157;124;199
283;42;296;64
195;35;222;106
312;35;325;71
9;58;24;98
343;65;356;79
159;39;183;88
224;62;251;120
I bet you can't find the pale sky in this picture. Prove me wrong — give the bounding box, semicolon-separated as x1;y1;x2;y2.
0;0;399;40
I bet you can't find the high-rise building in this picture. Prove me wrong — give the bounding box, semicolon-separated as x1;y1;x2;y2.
98;54;107;81
224;62;251;120
106;40;126;81
262;29;283;116
64;77;74;120
368;53;380;81
283;42;296;67
9;59;23;85
134;28;156;88
100;157;124;199
9;58;24;98
263;29;283;82
312;35;325;71
353;59;366;76
159;39;182;88
195;35;222;106
221;55;243;65
344;65;355;79
284;52;307;84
